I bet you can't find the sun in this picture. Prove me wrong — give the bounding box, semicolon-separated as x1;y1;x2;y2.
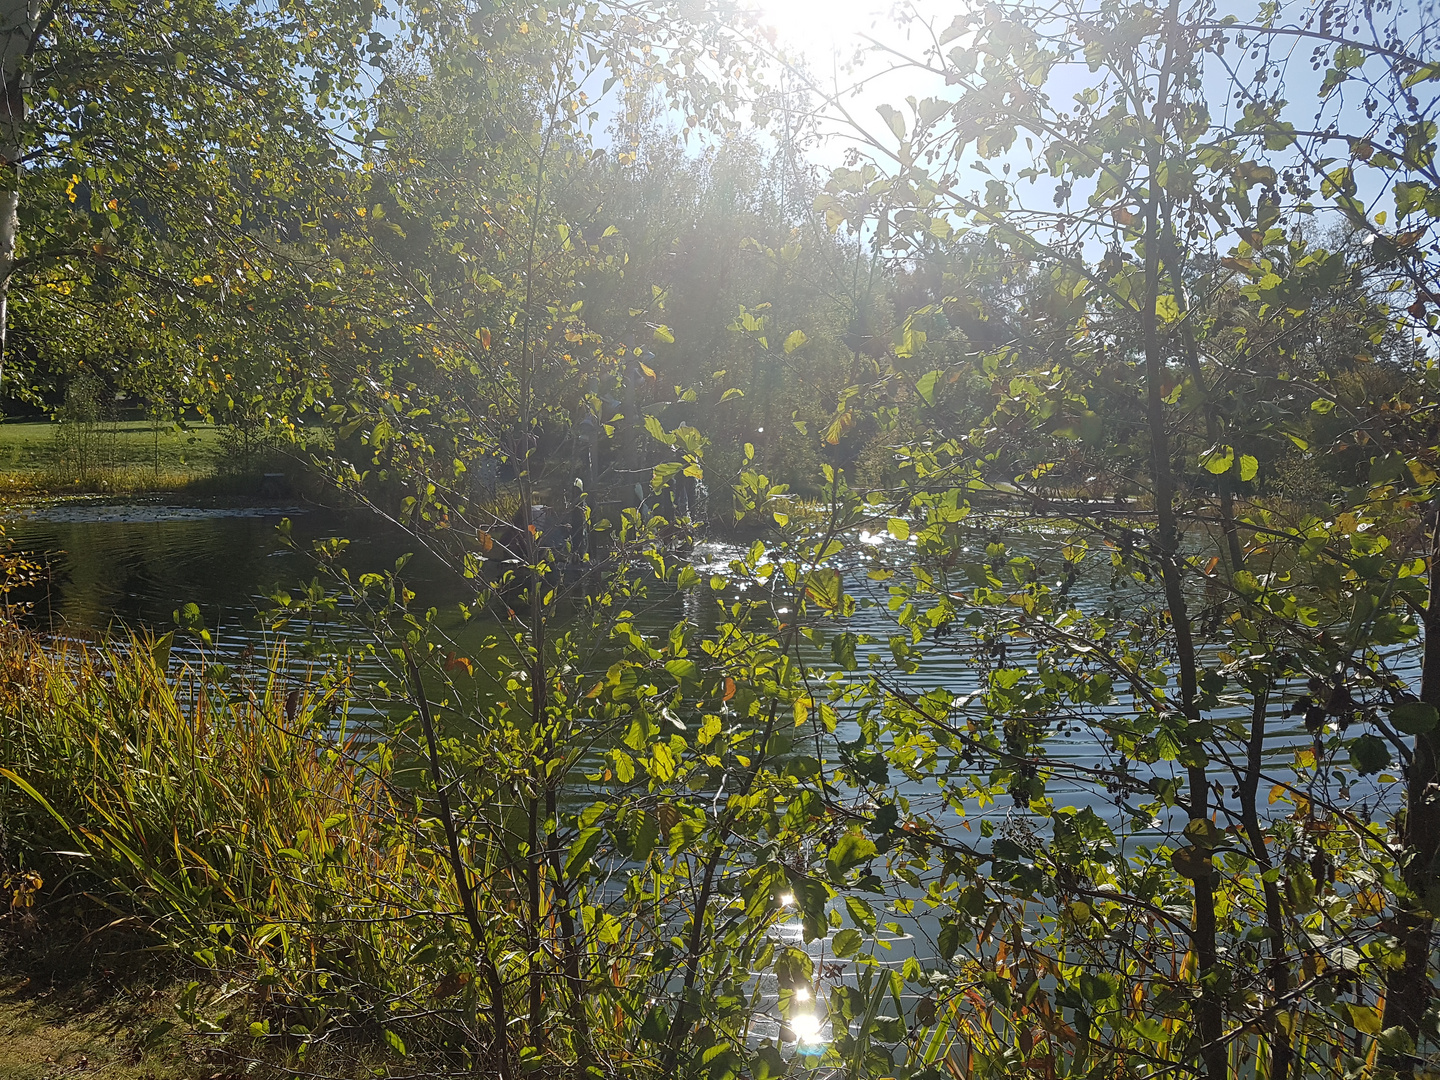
747;0;894;60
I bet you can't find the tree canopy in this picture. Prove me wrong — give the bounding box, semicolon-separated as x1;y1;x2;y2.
3;1;1440;1079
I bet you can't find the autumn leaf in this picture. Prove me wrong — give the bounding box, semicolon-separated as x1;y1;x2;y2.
432;971;472;999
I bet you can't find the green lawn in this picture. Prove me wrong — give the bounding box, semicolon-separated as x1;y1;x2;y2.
0;419;229;495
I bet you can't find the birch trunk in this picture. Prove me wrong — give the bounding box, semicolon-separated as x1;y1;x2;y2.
0;1;40;406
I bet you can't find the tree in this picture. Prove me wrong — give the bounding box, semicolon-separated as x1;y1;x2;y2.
778;0;1440;1074
0;0;388;406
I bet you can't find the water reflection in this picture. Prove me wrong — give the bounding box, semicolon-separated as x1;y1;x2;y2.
3;499;1420;1061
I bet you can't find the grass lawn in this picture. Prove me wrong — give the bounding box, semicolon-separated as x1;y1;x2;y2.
0;420;230;496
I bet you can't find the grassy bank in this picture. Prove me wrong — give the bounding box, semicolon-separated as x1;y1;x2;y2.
0;420;321;500
0;420;226;494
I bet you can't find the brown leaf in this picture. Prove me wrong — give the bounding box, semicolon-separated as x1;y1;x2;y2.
432;971;472;999
1171;846;1211;880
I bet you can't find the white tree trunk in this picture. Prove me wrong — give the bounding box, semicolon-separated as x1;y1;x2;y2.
0;1;41;407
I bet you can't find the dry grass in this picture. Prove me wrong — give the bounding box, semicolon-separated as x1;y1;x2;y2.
0;628;460;1071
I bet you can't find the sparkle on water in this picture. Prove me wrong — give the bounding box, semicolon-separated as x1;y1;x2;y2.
788;1010;824;1046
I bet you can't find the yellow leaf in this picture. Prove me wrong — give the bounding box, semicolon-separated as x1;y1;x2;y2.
1408;459;1438;485
1353;890;1385;916
1156;294;1183;323
1346;1004;1382;1035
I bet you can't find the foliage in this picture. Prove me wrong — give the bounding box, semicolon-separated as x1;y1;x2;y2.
4;2;1440;1080
0;628;489;1064
785;0;1440;1076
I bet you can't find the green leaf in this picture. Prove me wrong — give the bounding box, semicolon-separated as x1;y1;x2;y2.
1350;734;1390;775
937;919;962;960
1379;1026;1416;1056
1201;445;1234;474
1392;702;1437;734
595;912;622;944
916;369;942;405
1183;818;1220;848
566;827;603;878
611;750;636;784
639;1005;669;1041
1078;972;1118;1003
1133;1018;1167;1043
805;568;843;611
750;1044;787;1080
831;928;864;958
845;895;877;933
887;518;910;541
1239;454;1258;482
1346;1004;1383;1035
653;324;675;344
877;103;906;140
783;329;807;353
664;658;699;682
826;828;876;879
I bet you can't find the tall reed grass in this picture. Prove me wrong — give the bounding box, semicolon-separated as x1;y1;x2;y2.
0;628;486;1068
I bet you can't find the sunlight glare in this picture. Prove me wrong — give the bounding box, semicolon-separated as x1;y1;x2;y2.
747;0;892;61
788;1010;825;1046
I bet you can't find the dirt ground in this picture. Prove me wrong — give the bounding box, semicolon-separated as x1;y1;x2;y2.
0;975;196;1080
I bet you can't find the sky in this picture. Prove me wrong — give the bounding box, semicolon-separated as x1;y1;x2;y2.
727;0;1432;235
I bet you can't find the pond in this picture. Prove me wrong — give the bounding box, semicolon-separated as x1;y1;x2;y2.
0;495;1184;791
0;496;1410;1050
5;498;420;638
